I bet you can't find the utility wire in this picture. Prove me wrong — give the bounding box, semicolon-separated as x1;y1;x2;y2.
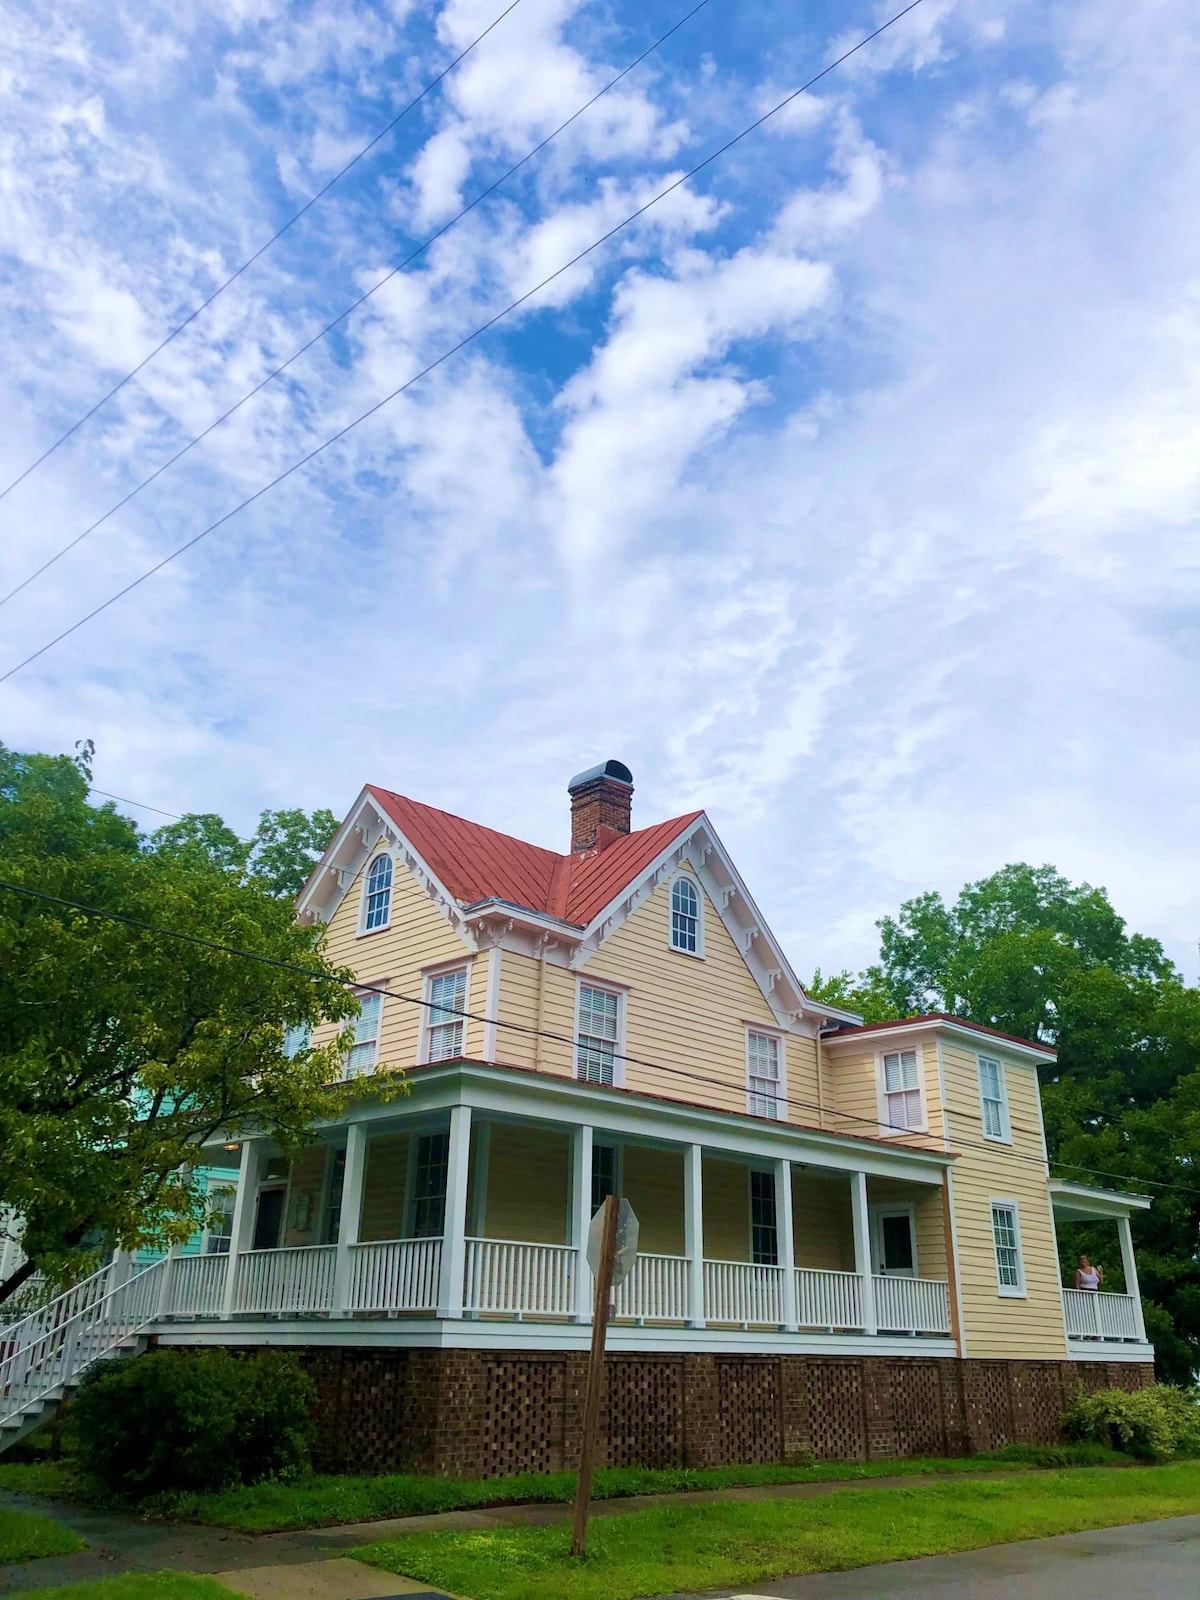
88;788;182;819
0;0;930;684
0;0;525;511
0;877;1183;1203
0;0;715;614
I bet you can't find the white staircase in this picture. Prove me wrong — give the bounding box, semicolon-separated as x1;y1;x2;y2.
0;1257;165;1454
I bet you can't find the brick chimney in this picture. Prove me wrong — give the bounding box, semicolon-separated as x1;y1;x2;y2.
568;760;634;853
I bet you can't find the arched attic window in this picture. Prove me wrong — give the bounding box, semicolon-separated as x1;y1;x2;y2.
361;852;393;932
670;873;702;955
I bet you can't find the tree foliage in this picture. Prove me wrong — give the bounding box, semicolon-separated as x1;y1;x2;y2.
150;805;339;901
812;862;1200;1382
0;744;365;1303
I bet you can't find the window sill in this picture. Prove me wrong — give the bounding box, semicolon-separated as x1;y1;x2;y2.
998;1285;1027;1299
355;924;391;938
981;1132;1013;1146
668;945;706;960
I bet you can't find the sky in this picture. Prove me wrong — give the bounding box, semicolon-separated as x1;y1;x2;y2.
1;0;1197;984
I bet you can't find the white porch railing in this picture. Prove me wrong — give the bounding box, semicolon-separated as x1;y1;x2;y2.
233;1245;337;1315
163;1252;228;1317
349;1239;442;1313
873;1273;951;1334
1062;1288;1142;1341
795;1267;865;1330
464;1239;575;1317
704;1260;785;1326
613;1253;689;1322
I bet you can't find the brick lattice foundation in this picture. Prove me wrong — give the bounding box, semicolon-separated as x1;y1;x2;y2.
292;1348;1154;1477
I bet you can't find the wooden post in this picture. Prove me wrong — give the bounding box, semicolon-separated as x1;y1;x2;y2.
570;1192;618;1559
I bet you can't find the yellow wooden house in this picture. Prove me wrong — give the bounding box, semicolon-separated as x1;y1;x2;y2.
8;762;1150;1472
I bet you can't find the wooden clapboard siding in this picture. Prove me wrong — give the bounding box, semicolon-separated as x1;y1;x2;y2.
621;1145;685;1255
866;1176;948;1280
481;1123;570;1244
493;949;541;1071
703;1157;750;1262
825;1040;946;1151
313;849;479;1068
360;1132;411;1241
792;1168;855;1271
939;1040;1065;1358
283;1146;329;1247
580;864;820;1119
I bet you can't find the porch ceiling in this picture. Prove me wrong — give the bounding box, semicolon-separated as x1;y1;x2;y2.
205;1059;953;1185
1049;1178;1152;1220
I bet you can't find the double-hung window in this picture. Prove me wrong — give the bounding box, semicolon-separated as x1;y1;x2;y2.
576;984;620;1085
205;1184;236;1254
749;1170;779;1265
978;1056;1009;1141
346;990;382;1077
283;1022;312;1059
991;1201;1025;1294
746;1030;783;1119
881;1049;923;1131
670;876;701;954
425;967;467;1062
362;853;393;931
411;1133;450;1237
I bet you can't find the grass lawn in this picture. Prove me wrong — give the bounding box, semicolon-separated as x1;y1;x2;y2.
18;1578;245;1600
352;1461;1200;1600
0;1507;86;1564
0;1461;79;1499
125;1442;1116;1532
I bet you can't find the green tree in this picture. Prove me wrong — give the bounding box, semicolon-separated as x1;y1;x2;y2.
0;744;366;1305
150;806;338;901
827;863;1200;1382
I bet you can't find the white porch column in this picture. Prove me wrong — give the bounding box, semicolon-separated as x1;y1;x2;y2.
685;1143;705;1328
437;1104;472;1319
1116;1215;1147;1341
775;1158;798;1330
332;1123;369;1317
571;1125;594;1323
221;1137;265;1320
850;1170;877;1336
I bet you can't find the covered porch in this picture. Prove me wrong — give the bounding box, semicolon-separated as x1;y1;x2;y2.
161;1063;954;1351
1050;1180;1153;1358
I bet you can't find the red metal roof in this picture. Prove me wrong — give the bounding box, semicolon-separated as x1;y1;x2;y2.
366;785;703;928
823;1012;1056;1058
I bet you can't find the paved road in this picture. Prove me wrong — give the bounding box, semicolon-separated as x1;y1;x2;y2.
675;1514;1200;1599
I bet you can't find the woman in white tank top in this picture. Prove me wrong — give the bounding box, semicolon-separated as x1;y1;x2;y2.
1075;1254;1104;1290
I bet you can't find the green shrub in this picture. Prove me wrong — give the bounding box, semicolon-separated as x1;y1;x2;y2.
1063;1384;1200;1461
72;1349;314;1498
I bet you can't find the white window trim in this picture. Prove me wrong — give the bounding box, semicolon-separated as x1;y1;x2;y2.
875;1047;928;1137
990;1196;1027;1298
668;870;705;959
357;851;395;936
574;978;627;1089
591;1139;623;1212
977;1053;1011;1144
745;1024;786;1121
201;1176;238;1255
345;985;385;1078
420;959;471;1066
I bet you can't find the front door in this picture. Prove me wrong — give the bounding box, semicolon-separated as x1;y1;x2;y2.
252;1186;286;1251
870;1207;917;1277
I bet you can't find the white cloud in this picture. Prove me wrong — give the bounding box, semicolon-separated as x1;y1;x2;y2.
0;0;1198;995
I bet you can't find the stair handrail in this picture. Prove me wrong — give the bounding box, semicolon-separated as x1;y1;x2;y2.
0;1261;115;1352
0;1257;166;1430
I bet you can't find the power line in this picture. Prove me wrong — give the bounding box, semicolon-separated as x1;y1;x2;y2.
0;0;715;614
88;788;182;820
0;877;1183;1203
0;0;930;684
0;0;525;511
